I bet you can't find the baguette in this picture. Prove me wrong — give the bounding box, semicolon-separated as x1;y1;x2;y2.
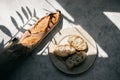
19;10;61;49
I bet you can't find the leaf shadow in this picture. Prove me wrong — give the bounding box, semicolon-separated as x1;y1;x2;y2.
21;7;29;19
10;16;19;30
10;6;40;40
26;6;32;17
33;8;39;19
0;25;12;38
16;11;24;24
0;25;12;53
10;16;25;33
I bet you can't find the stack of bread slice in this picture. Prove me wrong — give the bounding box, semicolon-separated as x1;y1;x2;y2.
53;35;88;69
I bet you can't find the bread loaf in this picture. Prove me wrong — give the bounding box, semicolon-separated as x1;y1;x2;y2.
19;10;61;49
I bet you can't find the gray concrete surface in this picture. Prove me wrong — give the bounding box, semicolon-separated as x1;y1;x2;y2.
0;0;120;80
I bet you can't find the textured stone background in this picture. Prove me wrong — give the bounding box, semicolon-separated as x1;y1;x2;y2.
0;0;120;80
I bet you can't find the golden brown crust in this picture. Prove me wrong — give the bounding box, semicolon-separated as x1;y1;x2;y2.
19;11;61;49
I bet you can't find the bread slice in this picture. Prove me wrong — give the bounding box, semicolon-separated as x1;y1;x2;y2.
68;35;87;51
19;11;61;49
53;44;76;57
65;51;86;69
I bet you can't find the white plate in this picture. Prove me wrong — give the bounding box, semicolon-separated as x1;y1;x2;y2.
48;27;97;74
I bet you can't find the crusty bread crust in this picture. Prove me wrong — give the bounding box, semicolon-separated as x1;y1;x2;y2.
19;11;61;49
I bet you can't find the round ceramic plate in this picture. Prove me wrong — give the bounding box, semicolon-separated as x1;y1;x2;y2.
48;27;97;74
